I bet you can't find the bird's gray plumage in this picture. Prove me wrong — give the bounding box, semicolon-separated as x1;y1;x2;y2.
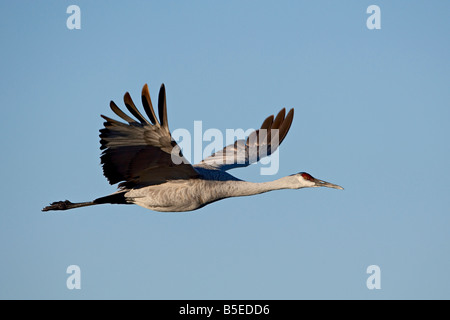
42;83;343;213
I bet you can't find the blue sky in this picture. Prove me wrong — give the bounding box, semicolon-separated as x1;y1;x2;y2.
0;1;449;299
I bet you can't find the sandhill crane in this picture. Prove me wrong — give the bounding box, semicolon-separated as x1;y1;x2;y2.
43;84;343;212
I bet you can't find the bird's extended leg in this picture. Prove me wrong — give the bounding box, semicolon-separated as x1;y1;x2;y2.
42;192;129;212
42;200;97;212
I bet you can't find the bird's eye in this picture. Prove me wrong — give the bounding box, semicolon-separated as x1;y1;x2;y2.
301;173;314;181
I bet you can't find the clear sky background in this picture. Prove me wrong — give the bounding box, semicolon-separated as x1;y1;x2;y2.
0;1;449;299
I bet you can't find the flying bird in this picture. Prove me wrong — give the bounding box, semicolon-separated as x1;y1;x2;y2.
43;84;343;213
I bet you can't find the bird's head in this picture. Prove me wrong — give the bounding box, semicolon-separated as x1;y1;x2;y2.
294;172;344;190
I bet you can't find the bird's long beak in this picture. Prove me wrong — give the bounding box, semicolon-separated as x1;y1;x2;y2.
314;178;344;190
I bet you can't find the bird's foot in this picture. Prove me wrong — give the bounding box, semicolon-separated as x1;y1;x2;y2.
42;200;73;212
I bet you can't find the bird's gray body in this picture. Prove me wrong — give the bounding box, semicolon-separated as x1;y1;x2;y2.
125;165;242;212
124;167;302;212
42;83;343;213
126;178;231;212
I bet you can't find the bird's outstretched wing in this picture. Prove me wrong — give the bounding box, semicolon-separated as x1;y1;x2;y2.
100;84;199;188
200;108;294;171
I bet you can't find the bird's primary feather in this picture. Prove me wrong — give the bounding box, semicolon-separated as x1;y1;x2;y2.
99;84;199;189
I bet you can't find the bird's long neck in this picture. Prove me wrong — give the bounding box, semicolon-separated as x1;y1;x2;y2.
216;175;301;199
